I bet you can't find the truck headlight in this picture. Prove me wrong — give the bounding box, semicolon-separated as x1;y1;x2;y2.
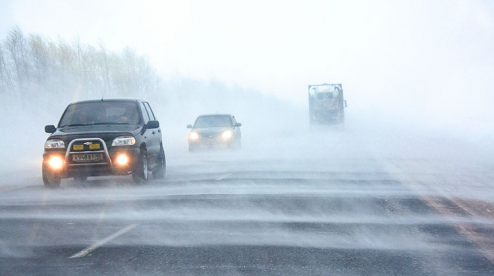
222;130;233;140
112;136;136;146
189;132;199;140
45;139;65;149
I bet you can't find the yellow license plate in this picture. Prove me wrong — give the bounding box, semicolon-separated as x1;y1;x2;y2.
89;144;101;150
73;145;84;151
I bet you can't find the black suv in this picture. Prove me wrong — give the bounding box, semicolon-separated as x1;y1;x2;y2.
42;99;166;187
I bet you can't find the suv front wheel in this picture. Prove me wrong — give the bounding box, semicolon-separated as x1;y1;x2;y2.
42;163;61;188
132;151;149;184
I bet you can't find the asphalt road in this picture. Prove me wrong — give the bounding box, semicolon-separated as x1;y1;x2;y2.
1;129;493;275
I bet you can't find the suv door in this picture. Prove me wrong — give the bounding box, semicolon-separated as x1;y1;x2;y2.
141;102;161;165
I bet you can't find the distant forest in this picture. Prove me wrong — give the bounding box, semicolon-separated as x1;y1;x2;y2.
0;26;162;103
0;26;299;134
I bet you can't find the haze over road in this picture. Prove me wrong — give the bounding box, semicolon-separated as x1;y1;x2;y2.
1;124;493;275
1;1;493;274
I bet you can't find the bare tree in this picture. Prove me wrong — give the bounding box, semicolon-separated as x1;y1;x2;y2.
28;34;48;83
97;43;112;96
4;26;30;88
0;45;14;96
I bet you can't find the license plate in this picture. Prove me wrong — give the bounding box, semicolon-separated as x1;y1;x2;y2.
72;153;103;162
204;139;215;145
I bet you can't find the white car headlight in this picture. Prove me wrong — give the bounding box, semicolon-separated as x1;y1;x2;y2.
222;130;233;139
45;139;65;149
112;136;136;146
189;132;199;140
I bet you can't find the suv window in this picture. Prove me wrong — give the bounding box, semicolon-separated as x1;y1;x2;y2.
144;102;156;120
141;102;151;123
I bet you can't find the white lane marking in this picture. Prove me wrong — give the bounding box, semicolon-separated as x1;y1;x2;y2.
69;224;138;258
216;173;232;181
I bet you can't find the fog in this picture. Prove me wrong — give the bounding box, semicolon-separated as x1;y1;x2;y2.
0;2;493;274
1;1;494;154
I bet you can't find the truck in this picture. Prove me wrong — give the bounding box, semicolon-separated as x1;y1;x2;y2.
308;83;346;125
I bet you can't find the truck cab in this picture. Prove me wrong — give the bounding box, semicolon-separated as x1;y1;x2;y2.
308;83;346;125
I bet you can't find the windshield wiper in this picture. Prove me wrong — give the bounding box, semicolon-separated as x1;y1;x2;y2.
92;122;132;125
60;122;132;127
59;124;87;127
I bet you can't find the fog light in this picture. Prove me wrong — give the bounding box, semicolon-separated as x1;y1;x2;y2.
47;156;64;170
115;154;129;166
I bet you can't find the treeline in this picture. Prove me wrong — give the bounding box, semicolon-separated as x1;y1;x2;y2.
0;26;301;135
0;26;162;104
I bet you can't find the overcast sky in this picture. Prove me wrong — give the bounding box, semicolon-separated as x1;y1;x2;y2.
1;0;493;120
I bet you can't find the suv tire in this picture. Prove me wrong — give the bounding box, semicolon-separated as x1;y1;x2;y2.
132;151;149;184
152;146;166;179
42;164;61;188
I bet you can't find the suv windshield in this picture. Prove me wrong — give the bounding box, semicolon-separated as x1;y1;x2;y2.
59;101;141;127
194;116;232;128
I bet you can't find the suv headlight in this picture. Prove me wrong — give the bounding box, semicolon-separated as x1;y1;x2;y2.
45;139;65;149
112;136;136;146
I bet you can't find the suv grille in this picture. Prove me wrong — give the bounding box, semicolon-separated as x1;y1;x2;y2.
70;140;105;152
66;138;110;166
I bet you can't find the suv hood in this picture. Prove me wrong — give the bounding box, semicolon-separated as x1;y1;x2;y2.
193;127;231;134
52;124;141;136
48;125;142;146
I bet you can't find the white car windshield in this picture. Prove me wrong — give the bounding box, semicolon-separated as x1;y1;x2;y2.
194;116;232;128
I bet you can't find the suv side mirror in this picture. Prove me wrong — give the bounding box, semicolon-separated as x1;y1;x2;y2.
186;124;193;129
344;100;348;107
235;123;242;127
45;125;56;134
146;120;160;129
